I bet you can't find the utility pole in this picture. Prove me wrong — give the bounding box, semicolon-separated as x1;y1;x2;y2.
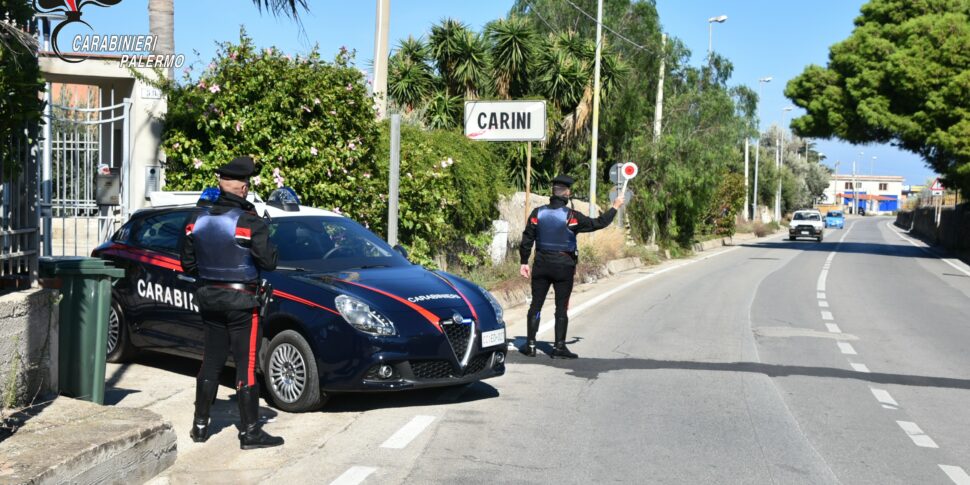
852;160;858;216
653;34;666;142
743;138;749;221
752;77;771;221
588;0;604;217
373;0;390;120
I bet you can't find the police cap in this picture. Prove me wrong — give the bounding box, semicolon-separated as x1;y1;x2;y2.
215;156;255;180
551;174;574;188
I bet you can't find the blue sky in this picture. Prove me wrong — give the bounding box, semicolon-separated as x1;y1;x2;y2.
81;0;937;186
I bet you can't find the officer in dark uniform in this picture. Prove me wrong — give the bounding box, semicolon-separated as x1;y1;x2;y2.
179;156;283;450
519;174;625;358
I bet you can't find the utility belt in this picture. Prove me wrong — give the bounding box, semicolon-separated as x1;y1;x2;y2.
201;280;258;293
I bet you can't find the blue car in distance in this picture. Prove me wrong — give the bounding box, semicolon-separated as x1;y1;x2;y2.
825;210;845;229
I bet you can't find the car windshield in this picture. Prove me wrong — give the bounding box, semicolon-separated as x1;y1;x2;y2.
827;211;843;217
793;212;820;221
268;216;410;272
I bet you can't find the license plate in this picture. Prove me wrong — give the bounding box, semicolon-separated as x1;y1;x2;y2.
801;231;809;235
481;328;506;348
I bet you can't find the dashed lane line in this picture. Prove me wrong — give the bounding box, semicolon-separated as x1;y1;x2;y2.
818;300;829;308
940;465;970;485
380;415;437;449
897;421;939;448
837;342;857;355
329;466;377;485
821;311;834;321
869;387;899;409
850;362;870;373
825;323;841;334
817;292;826;299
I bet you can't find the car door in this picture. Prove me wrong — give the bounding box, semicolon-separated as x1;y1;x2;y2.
128;209;205;352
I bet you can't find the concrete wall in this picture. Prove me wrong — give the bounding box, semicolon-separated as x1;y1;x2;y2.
895;203;970;252
0;288;59;409
496;192;598;245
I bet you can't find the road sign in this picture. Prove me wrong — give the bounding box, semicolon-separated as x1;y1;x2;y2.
609;163;623;184
464;100;546;142
609;186;633;204
930;178;944;195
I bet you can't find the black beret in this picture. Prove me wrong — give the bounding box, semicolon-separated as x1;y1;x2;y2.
216;156;255;179
551;174;574;187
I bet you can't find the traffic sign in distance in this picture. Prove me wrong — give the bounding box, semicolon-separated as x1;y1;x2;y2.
609;186;633;204
609;163;623;184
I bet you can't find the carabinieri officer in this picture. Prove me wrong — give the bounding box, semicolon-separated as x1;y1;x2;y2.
519;174;625;359
180;156;283;449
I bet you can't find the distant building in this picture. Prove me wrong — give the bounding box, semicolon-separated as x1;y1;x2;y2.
820;175;904;214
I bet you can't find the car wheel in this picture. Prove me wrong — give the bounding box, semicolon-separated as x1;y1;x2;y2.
265;330;327;412
789;236;796;241
106;299;137;363
817;235;824;242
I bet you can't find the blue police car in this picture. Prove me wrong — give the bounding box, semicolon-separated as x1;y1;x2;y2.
94;189;507;412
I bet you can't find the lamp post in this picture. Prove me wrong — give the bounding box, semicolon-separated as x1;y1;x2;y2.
707;15;728;56
776;106;793;220
871;155;877;176
752;76;771;221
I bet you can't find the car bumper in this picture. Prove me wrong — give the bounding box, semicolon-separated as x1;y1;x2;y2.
322;348;507;392
789;227;823;237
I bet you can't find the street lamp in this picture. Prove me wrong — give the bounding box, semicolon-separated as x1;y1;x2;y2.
871;155;877;176
776;106;793;220
708;15;728;56
752;76;771;220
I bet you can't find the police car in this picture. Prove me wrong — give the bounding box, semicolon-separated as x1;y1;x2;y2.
93;188;507;412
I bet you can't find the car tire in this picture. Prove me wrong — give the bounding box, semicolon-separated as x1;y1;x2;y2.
817;235;824;242
264;330;327;412
106;298;137;363
789;236;796;241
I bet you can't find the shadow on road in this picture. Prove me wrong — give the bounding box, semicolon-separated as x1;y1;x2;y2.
325;381;500;412
742;239;949;259
506;354;970;390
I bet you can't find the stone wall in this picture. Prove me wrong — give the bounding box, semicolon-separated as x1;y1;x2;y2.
895;203;970;252
0;288;59;409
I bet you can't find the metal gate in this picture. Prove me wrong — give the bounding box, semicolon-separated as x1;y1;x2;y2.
41;85;130;257
0;123;40;292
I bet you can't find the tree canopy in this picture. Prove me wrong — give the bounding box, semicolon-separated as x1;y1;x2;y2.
785;0;970;193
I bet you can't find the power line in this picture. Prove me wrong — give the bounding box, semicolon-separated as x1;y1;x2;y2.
560;0;653;53
523;0;558;35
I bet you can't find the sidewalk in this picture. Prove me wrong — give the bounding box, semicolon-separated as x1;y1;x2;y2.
0;396;176;485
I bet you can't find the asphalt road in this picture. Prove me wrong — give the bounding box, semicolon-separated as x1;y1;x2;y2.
116;216;970;485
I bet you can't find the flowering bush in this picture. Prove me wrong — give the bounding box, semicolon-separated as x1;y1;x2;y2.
162;31;384;224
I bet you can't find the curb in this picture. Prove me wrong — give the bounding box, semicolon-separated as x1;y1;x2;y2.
0;397;176;485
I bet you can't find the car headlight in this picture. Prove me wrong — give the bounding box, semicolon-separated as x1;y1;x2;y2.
334;295;396;336
478;285;504;324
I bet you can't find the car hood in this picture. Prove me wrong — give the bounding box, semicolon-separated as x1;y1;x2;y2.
289;265;482;313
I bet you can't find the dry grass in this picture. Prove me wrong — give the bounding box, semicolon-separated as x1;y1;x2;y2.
577;226;626;263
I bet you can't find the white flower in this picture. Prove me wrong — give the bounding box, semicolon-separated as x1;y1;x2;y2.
235;120;243;132
208;84;221;93
310;147;318;156
441;160;448;168
193;158;203;169
252;175;262;186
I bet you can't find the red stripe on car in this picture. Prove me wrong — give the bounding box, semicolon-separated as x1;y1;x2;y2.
430;273;480;324
337;280;443;333
274;290;341;315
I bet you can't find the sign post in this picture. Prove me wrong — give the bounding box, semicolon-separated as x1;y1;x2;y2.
612;162;638;227
465;100;546;224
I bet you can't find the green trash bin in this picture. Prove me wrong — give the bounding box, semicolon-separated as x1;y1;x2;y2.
39;257;125;404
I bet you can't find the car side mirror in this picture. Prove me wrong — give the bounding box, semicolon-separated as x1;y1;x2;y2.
393;244;409;260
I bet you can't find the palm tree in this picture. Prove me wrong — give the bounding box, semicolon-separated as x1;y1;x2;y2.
485;16;537;99
388;37;434;112
424;91;463;129
450;30;490;100
429;18;469;97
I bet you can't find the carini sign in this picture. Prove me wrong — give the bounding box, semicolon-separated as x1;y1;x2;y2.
464;100;546;142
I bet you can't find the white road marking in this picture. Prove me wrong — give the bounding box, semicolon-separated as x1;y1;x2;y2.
870;387;899;408
537;246;743;336
886;222;970;277
826;323;842;333
837;342;857;355
817;270;828;292
897;421;939;448
826;252;836;263
329;466;377;485
818;300;829;308
940;465;970;485
380;415;436;449
821;311;834;321
850;362;870;373
817;292;826;299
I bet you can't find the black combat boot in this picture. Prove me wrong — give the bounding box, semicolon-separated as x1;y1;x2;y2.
520;338;537;357
190;379;219;443
237;385;284;450
551;341;578;359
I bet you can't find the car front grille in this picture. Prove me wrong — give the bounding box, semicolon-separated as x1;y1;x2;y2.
795;225;817;232
410;353;492;380
442;321;472;360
